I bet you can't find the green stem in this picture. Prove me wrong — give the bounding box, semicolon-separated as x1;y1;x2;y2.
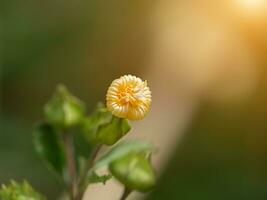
63;133;77;200
120;187;132;200
87;145;102;169
76;145;103;199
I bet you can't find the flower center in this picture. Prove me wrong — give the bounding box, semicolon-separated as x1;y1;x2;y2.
118;86;139;106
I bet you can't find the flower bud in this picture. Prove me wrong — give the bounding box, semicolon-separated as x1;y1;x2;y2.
44;84;85;129
109;153;156;192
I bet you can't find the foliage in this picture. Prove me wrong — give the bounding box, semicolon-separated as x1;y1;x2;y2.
0;180;46;200
44;84;85;129
4;82;156;200
86;172;113;185
93;140;154;170
33;122;66;180
110;153;156;192
82;104;131;146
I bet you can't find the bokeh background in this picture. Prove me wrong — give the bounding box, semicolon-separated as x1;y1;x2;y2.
1;0;267;199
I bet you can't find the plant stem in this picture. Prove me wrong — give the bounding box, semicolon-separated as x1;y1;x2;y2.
63;133;77;200
120;187;132;200
87;145;102;169
76;145;103;200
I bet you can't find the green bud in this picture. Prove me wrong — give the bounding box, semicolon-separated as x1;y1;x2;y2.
0;180;46;200
82;104;131;146
44;84;85;129
109;153;156;192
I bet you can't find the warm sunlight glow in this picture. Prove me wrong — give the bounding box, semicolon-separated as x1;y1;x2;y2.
235;0;267;16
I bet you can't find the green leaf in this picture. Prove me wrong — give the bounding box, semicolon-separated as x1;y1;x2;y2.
73;130;93;160
109;153;156;192
44;84;85;129
82;104;131;146
97;117;130;145
73;131;93;177
33;122;66;180
0;180;47;200
93;140;154;170
86;172;112;185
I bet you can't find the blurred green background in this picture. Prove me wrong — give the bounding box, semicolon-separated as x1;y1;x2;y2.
1;0;267;199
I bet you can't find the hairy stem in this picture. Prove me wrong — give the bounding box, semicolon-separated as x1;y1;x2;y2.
120;187;132;200
63;133;77;200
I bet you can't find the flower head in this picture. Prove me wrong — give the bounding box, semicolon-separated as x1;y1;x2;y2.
106;75;151;120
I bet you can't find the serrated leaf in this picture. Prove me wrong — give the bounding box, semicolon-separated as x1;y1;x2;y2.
33;122;66;179
93;140;154;170
0;180;47;200
86;172;112;185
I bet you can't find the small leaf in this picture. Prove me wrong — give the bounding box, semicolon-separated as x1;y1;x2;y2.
109;153;156;192
44;84;85;129
86;172;112;185
0;180;47;200
33;122;66;179
93;140;154;170
97;117;130;145
82;104;131;146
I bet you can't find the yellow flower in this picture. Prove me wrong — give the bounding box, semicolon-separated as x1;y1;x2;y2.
106;75;152;120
